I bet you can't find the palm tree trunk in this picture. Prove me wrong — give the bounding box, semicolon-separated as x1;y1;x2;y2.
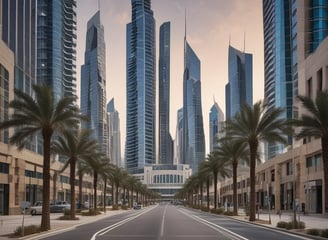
206;179;210;209
249;140;258;221
111;182;114;207
78;171;83;209
93;172;98;210
53;172;57;202
41;130;52;231
233;162;238;215
115;183;119;206
213;172;218;210
69;158;76;219
200;183;203;207
103;179;107;212
322;137;328;213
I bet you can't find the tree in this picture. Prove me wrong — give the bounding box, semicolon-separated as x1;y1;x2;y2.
0;84;83;231
203;151;230;210
82;152;109;210
225;101;288;221
292;91;328;213
198;161;213;209
217;139;248;215
51;129;98;219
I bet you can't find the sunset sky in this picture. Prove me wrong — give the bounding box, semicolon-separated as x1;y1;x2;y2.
76;0;264;156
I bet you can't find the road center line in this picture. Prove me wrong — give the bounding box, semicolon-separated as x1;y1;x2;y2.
90;206;156;240
159;205;168;239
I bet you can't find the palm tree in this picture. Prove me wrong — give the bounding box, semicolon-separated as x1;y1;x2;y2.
217;139;248;215
109;167;127;207
225;101;288;221
203;151;231;210
0;84;83;231
292;91;328;213
198;161;212;209
126;175;139;208
83;153;109;210
51;129;98;219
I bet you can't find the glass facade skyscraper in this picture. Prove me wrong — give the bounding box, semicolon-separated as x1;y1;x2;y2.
263;0;296;160
159;21;173;165
81;11;108;155
182;37;205;173
225;45;253;120
1;0;36;95
37;0;77;99
126;0;156;173
1;0;37;151
107;98;122;168
209;101;224;153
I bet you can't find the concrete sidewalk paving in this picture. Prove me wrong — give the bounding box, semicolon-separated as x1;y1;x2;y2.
0;209;128;240
233;210;328;230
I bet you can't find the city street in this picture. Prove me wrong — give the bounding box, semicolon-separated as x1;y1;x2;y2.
34;205;314;240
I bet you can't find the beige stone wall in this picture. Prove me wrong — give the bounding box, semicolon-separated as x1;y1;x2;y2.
220;139;325;214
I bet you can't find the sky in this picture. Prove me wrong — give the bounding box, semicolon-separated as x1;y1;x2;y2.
76;0;264;157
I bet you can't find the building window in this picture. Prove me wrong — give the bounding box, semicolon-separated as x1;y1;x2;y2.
286;161;293;176
306;154;322;172
271;169;275;182
307;77;312;98
0;64;10;143
317;68;323;92
0;162;9;174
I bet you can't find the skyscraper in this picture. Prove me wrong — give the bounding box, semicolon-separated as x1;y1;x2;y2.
37;0;77;99
1;0;36;94
209;101;224;153
262;0;296;159
174;108;183;165
126;0;156;173
1;0;38;151
81;11;108;155
225;45;253;120
159;21;173;165
182;29;205;173
107;98;122;168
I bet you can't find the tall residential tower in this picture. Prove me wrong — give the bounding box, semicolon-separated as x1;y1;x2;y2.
107;98;122;168
81;11;108;155
158;21;173;165
126;0;156;173
225;45;253;120
209;101;224;152
182;27;205;173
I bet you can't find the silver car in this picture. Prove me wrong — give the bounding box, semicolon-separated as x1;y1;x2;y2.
30;201;43;216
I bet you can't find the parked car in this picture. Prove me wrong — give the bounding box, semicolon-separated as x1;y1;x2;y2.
133;202;142;210
30;201;43;216
50;201;71;213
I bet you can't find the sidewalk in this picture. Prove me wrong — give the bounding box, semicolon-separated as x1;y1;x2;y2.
232;210;328;230
0;209;128;240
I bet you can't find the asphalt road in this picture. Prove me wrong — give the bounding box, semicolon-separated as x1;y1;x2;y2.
40;205;313;240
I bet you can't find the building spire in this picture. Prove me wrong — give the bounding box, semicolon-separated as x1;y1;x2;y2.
243;32;246;52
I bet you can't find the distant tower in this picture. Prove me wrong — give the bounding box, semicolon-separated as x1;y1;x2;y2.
209;101;224;152
174;108;183;165
225;45;253;120
159;22;173;165
107;99;122;167
126;0;156;173
81;11;108;155
182;17;205;173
